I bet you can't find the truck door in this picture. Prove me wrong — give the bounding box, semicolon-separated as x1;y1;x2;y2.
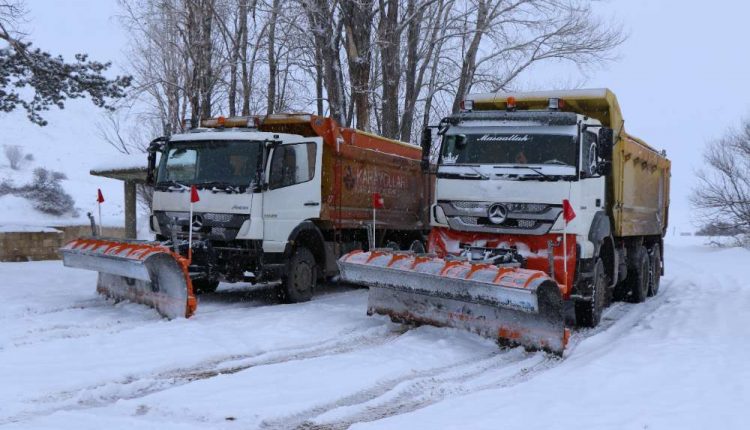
262;137;323;252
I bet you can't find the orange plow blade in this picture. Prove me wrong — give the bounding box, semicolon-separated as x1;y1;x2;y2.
60;238;196;319
338;250;568;355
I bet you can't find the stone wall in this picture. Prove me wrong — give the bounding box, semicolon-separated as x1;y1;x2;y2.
0;230;64;262
0;226;127;262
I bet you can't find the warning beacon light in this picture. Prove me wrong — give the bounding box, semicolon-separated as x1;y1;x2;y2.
506;96;517;111
548;98;564;110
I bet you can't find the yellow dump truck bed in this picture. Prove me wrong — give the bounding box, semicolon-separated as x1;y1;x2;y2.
467;88;671;238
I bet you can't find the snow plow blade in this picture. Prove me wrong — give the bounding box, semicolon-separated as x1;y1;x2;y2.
338;250;568;355
60;238;196;319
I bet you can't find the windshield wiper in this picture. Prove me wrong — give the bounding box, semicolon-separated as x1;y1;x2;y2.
196;181;244;193
437;165;489;180
496;165;553;181
157;180;189;191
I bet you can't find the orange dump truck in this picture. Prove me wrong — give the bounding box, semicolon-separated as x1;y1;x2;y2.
61;114;429;318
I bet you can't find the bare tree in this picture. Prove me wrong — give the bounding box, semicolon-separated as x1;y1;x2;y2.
450;0;625;113
341;0;374;130
692;120;750;232
377;0;400;139
300;0;347;125
114;0;625;147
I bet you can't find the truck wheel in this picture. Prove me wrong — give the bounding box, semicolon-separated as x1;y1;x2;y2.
648;244;661;297
575;258;608;327
627;246;650;303
409;239;426;254
192;279;219;294
281;246;317;303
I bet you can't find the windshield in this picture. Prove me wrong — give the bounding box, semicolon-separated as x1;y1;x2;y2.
156;140;261;187
440;130;577;167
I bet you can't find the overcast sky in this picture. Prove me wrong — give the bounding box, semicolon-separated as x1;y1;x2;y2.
10;0;750;232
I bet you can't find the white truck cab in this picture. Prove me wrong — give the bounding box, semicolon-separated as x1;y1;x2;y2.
430;109;607;261
143;114;428;303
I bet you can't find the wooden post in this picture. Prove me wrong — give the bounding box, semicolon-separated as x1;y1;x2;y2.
124;180;137;239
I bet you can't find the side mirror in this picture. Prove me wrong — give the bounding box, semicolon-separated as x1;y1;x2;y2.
420;127;431;173
597;127;614;161
145;139;166;186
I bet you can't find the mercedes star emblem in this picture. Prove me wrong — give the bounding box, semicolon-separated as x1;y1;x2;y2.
487;203;508;225
191;214;204;231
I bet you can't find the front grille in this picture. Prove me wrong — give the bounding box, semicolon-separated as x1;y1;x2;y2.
211;226;227;236
153;211;248;241
506;203;549;213
164;211;188;220
454;216;537;229
204;213;234;223
516;219;537;228
451;201;486;210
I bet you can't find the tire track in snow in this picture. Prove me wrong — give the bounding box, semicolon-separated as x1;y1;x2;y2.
1;324;402;426
565;277;674;356
277;351;552;430
266;282;675;430
256;348;517;430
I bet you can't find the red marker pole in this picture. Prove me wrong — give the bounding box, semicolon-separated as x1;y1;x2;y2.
96;188;105;236
371;193;384;250
188;185;200;262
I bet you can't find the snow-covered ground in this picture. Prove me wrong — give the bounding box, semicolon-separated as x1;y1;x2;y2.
1;238;748;429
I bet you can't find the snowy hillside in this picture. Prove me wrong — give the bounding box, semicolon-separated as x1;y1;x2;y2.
0;105;141;228
1;238;747;429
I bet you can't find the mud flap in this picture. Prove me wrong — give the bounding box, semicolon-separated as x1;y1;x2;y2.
60;238;196;319
338;250;568;355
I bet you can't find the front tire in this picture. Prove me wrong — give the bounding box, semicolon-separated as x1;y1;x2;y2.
575;258;608;327
192;279;219;294
280;246;317;303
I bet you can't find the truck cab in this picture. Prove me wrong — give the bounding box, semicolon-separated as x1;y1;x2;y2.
144;114;427;303
146;120;325;297
431;107;611;267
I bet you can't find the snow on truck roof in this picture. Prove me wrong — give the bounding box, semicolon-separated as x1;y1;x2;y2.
169;130;303;142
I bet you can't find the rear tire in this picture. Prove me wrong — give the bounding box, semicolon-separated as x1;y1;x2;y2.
648;244;661;296
192;279;219;294
627;246;650;303
575;258;608;327
280;246;317;303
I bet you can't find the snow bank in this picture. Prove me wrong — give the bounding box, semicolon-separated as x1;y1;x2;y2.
0;105;138;228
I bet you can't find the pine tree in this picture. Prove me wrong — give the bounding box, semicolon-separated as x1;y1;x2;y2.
0;2;131;126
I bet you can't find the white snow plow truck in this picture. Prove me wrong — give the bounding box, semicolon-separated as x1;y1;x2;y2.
60;114;429;318
338;89;671;355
